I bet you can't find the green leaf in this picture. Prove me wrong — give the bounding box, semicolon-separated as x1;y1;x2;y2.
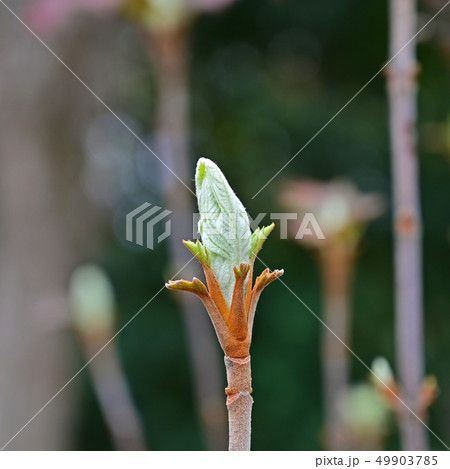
183;239;210;267
250;223;275;259
195;158;252;306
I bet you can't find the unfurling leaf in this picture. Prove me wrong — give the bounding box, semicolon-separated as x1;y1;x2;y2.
195;158;252;306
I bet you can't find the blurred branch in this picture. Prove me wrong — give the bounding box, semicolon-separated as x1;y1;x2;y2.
69;265;146;451
0;4;80;448
387;0;427;450
149;25;227;451
319;242;355;450
24;0;231;450
278;179;384;450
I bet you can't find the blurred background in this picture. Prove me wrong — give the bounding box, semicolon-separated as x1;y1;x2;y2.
0;0;449;451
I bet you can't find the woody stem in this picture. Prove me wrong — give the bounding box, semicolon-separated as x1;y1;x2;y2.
224;356;253;451
388;0;427;450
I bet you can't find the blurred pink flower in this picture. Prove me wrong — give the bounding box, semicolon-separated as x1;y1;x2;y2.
26;0;238;35
26;0;123;34
278;179;385;247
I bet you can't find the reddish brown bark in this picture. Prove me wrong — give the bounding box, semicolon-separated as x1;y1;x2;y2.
167;227;283;450
225;356;253;451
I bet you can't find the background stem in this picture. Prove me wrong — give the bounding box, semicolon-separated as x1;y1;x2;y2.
81;335;146;450
388;0;427;450
150;29;227;451
319;243;355;450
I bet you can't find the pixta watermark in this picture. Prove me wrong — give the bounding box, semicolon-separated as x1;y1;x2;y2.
126;202;172;250
126;204;325;250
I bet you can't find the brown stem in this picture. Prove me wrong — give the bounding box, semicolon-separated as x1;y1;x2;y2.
224;356;253;451
387;0;427;450
319;243;355;450
151;29;227;450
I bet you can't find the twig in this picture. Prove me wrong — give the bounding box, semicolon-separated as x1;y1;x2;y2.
387;0;427;450
167;159;283;450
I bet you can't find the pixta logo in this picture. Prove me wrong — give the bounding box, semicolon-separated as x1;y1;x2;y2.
126;203;171;250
